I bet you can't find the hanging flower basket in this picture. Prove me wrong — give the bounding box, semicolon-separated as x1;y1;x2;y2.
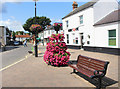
30;24;43;34
53;23;62;32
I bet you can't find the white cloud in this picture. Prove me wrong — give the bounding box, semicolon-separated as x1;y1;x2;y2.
0;19;24;32
10;16;15;19
51;18;62;24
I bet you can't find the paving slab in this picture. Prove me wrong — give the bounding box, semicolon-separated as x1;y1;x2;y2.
2;55;94;87
2;46;119;88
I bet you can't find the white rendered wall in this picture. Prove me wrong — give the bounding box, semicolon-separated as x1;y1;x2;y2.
94;22;119;48
4;27;6;45
93;0;119;23
62;0;119;48
63;7;95;46
44;30;56;38
118;22;120;48
44;29;64;39
0;27;2;44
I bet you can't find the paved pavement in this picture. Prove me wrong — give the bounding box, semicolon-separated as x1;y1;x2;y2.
2;46;119;88
1;43;32;68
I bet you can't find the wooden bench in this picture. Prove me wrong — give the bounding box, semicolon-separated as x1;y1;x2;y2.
68;55;109;89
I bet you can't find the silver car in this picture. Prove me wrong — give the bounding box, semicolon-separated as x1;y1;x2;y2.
14;41;19;46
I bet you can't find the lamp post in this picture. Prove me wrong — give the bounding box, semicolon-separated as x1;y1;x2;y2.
33;0;38;57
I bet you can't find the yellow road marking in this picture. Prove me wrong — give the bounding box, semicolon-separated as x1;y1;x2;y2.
0;55;30;71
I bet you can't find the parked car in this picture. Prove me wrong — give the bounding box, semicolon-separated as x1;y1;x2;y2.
14;41;19;46
8;41;14;46
18;41;23;45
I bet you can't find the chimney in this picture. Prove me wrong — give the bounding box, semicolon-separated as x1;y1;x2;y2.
72;1;78;10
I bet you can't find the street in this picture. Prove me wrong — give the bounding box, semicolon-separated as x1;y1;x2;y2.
1;43;32;68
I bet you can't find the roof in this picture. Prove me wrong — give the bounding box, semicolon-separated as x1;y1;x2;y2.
62;0;98;19
94;9;120;26
15;34;30;38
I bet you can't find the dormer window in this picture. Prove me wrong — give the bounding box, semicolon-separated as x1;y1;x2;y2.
80;15;83;24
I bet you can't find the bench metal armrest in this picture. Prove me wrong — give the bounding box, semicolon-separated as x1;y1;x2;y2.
94;70;105;77
68;61;77;65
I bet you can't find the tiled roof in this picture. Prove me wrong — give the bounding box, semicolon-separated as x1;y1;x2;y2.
15;34;30;38
94;9;120;26
62;0;98;19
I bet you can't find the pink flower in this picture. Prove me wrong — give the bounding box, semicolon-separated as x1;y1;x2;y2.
43;33;71;66
55;46;60;52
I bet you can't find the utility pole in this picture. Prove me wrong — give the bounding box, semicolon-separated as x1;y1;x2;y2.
33;0;38;57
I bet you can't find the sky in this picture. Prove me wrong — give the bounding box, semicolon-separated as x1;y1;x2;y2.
0;0;120;32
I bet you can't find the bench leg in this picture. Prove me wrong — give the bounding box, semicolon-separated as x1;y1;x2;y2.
73;69;76;73
96;77;102;89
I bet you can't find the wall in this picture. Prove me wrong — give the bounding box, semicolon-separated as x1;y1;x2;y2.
4;27;6;45
118;22;120;48
44;29;55;39
16;38;26;41
62;7;95;47
62;0;120;49
0;27;2;44
94;22;119;48
0;26;6;46
44;29;64;39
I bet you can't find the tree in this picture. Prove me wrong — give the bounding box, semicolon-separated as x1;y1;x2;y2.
15;31;24;35
19;31;24;35
23;16;51;33
26;32;31;35
12;31;16;41
15;31;19;35
23;16;51;57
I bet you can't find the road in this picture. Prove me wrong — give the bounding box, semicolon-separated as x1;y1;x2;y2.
1;43;32;68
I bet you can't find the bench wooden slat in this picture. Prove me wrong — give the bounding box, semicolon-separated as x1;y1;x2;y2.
68;55;109;89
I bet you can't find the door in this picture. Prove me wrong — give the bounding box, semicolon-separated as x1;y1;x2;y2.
80;33;84;49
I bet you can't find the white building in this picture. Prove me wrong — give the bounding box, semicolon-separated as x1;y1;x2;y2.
62;0;120;55
38;25;64;45
0;26;11;46
15;34;30;42
0;26;7;46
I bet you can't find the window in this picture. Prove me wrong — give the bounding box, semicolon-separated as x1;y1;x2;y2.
76;28;79;31
48;30;50;34
108;29;116;46
66;21;69;27
52;30;54;34
68;29;72;32
73;38;78;44
72;33;78;44
80;15;83;24
76;37;78;44
44;31;46;35
67;34;69;44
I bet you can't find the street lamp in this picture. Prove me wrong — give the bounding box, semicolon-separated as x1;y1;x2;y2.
33;0;38;57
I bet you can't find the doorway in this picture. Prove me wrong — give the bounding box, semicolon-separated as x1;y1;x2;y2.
80;33;84;49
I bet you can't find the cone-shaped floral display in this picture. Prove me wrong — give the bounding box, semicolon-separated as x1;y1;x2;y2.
44;34;71;66
29;24;43;34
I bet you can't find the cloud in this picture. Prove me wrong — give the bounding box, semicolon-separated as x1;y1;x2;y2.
51;18;62;23
10;16;15;19
0;2;7;13
0;19;24;32
0;0;23;13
